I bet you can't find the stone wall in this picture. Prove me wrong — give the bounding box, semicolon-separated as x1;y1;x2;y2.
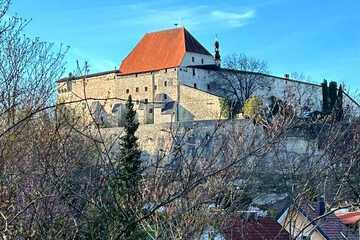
57;68;181;125
57;67;360;126
57;72;117;123
178;85;224;121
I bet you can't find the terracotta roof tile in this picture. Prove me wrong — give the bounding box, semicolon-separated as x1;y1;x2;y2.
119;28;212;75
336;211;360;225
222;217;291;240
298;202;359;240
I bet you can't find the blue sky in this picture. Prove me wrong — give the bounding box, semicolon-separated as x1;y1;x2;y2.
8;0;360;91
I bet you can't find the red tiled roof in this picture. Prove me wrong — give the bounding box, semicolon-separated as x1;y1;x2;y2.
222;217;291;240
119;28;212;75
336;212;360;225
298;202;359;240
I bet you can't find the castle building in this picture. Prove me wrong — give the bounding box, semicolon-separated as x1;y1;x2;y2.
57;27;359;126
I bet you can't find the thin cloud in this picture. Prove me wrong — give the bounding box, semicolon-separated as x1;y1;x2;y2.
211;10;256;27
115;5;256;30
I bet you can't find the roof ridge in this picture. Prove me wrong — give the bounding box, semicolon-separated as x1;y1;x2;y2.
146;27;185;35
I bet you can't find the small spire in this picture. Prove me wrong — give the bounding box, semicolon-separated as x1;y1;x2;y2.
214;35;221;68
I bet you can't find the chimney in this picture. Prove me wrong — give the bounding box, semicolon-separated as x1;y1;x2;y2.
246;211;258;221
318;197;325;216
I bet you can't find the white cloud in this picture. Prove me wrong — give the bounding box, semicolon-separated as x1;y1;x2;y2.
211;10;256;27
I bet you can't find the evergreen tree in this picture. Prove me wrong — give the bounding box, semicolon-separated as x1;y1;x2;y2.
84;95;144;239
116;94;143;239
329;81;338;112
336;85;344;121
118;95;141;197
321;80;330;113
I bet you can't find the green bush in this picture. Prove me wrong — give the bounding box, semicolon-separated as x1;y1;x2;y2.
242;96;263;119
219;98;231;119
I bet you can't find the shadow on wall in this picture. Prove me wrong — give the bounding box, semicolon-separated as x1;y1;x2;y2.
178;104;194;122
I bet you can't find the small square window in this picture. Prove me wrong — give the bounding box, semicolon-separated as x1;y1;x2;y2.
192;56;195;62
126;89;130;94
144;86;148;92
136;87;139;92
164;81;167;87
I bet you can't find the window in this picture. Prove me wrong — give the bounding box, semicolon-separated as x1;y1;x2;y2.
144;86;148;92
144;99;148;104
135;74;138;77
154;85;157;90
164;94;167;100
207;84;210;90
194;83;197;89
136;87;139;92
201;58;204;64
136;100;140;104
192;68;196;76
126;89;130;94
164;81;167;87
192;56;195;62
164;69;167;73
149;108;153;113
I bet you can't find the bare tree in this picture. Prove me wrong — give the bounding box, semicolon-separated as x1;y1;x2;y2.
1;1;360;239
211;53;269;117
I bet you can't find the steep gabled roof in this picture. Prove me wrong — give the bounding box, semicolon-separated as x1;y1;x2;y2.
119;27;212;75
